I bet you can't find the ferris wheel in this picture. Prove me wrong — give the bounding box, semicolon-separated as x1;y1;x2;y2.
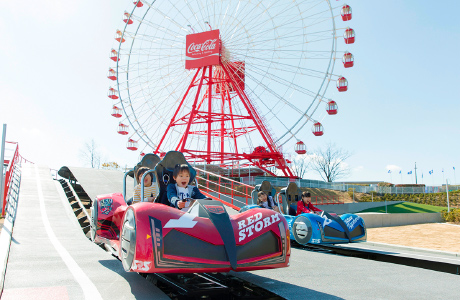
108;0;355;177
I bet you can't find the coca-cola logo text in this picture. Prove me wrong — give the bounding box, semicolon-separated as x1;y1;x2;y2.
187;39;218;54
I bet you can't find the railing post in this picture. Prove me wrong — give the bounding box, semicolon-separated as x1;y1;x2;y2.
218;176;221;200
245;186;248;205
206;173;209;190
231;181;234;205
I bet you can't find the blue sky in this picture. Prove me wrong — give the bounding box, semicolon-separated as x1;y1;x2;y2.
1;0;459;186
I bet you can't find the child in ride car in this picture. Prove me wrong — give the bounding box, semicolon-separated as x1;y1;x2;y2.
133;167;158;204
167;164;207;211
296;191;322;215
257;191;282;213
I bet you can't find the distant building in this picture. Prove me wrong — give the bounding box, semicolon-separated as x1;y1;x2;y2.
337;181;381;186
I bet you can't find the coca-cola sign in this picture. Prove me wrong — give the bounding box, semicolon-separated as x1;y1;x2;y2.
185;29;220;69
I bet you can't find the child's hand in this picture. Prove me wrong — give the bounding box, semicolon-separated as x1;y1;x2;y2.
178;201;186;209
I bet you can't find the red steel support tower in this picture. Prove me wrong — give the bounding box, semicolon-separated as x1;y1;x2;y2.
154;30;294;177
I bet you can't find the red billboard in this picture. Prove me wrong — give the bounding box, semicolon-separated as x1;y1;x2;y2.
185;29;220;69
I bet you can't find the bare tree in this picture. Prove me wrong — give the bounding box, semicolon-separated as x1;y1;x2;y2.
310;143;352;182
291;155;310;178
101;162;121;170
79;139;101;168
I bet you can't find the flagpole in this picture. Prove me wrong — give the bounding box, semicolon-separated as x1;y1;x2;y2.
414;162;418;185
454;167;457;186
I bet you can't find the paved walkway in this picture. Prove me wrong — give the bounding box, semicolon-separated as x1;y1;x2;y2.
1;164;168;300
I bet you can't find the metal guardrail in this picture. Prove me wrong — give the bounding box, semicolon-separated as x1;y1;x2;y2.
195;167;254;210
0;146;22;294
240;176;460;195
2;142;20;217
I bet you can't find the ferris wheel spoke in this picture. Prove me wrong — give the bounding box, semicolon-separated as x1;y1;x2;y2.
247;63;319;98
233;52;334;79
223;5;333;47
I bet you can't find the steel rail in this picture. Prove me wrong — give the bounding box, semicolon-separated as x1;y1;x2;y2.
300;244;460;276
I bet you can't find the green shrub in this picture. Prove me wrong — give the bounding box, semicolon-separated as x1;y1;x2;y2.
441;209;460;223
348;188;355;199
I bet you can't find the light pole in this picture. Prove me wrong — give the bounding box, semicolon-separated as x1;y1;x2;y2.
446;179;450;213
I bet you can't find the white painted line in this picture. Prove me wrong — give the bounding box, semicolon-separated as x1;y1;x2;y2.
437;222;460;228
35;165;102;300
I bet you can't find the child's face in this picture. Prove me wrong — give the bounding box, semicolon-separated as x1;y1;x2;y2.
258;193;267;202
174;171;190;188
302;196;311;204
142;173;151;186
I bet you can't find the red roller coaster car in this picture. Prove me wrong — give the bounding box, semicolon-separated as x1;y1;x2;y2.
90;151;290;274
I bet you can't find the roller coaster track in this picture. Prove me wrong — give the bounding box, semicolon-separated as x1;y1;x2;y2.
298;244;460;276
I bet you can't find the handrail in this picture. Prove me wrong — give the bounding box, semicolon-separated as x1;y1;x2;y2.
2;144;19;217
195;167;254;209
194;167;254;189
122;169;134;201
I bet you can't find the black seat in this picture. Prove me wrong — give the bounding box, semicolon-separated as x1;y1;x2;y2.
279;182;302;216
252;180;278;206
133;153;161;184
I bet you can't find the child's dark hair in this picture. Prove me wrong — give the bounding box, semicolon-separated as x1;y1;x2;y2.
302;191;311;198
137;167;151;183
173;164;190;178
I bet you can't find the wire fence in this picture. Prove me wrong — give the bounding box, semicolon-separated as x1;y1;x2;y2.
240;176;460;195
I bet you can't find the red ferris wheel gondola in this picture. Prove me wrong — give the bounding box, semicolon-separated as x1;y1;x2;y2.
115;30;125;43
107;68;117;81
110;49;120;62
342;52;354;68
344;28;355;44
312;122;324;136
336;77;348;92
341;5;352;21
123;12;133;24
295;141;307;154
111;106;122;118
326;101;338;115
118;123;129;135
108;87;119;99
127;139;138;151
134;1;143;7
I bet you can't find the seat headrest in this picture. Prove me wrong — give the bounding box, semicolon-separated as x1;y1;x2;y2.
134;153;161;183
260;180;276;196
154;151;197;185
284;182;302;201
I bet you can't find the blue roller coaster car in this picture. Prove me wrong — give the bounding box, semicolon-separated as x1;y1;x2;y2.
240;181;366;246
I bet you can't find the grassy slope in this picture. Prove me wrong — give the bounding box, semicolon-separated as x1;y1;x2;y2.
356;202;447;213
